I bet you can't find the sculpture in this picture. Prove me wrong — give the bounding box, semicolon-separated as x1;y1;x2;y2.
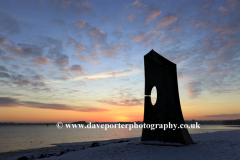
141;49;194;145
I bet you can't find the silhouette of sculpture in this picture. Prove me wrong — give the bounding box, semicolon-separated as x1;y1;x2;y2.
141;49;194;145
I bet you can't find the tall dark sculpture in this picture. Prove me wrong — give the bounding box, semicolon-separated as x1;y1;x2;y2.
141;49;194;145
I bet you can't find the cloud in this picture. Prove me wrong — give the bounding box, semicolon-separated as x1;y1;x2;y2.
0;49;5;55
0;72;10;78
82;77;105;81
2;55;14;60
219;39;237;51
0;35;6;46
87;27;107;44
1;0;239;109
79;80;86;86
0;11;20;34
112;30;124;39
171;26;182;32
218;6;229;14
73;21;90;29
195;21;213;28
127;1;161;25
52;0;94;16
75;42;85;53
11;65;20;69
13;79;31;86
70;65;84;71
205;113;240;117
52;55;69;66
145;8;161;24
177;46;240;98
0;97;109;112
74;53;94;62
158;5;240;98
127;13;136;21
0;80;12;86
45;37;63;56
44;37;70;67
23;68;36;75
53;76;69;81
74;107;109;112
159;41;173;46
32;74;45;80
100;43;130;57
172;53;191;62
70;69;140;82
33;57;50;65
184;82;202;98
0;97;20;107
98;98;143;106
51;19;66;28
106;70;131;77
66;37;75;46
19;43;44;57
70;65;84;75
100;50;118;57
0;65;8;72
212;24;239;35
31;82;46;87
157;14;178;27
202;1;213;8
69;90;80;93
0;92;25;97
59;0;71;8
10;74;32;86
5;44;22;55
41;88;51;91
130;32;150;42
59;68;69;73
228;0;238;8
32;88;51;92
6;43;44;58
32;88;40;92
92;59;100;64
132;0;147;7
60;65;84;75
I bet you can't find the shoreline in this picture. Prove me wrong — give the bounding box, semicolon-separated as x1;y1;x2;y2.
1;130;240;160
0;137;139;160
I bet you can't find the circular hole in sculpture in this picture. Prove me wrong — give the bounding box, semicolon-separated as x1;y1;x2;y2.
151;86;157;106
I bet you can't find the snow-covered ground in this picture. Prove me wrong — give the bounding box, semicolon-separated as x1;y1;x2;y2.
1;130;240;160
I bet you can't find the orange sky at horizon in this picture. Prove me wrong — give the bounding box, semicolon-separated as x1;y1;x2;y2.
1;92;239;123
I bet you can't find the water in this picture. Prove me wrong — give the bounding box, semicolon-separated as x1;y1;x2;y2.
0;124;239;153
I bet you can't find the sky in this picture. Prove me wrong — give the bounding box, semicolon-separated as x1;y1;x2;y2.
0;0;239;123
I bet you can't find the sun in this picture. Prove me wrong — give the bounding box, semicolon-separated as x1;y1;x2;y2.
116;116;129;122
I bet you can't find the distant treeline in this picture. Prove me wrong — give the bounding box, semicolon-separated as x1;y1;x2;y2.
185;120;222;124
222;119;240;125
185;119;240;125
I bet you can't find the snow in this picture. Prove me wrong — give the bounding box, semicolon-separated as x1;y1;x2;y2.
1;130;240;160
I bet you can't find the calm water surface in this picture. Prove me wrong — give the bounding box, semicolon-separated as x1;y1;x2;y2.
0;124;239;153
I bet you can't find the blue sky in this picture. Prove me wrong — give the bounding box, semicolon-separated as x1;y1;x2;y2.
0;0;240;122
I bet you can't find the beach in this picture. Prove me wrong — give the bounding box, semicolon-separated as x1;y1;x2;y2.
1;130;240;160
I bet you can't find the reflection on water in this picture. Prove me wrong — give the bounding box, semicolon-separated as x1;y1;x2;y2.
0;124;239;153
